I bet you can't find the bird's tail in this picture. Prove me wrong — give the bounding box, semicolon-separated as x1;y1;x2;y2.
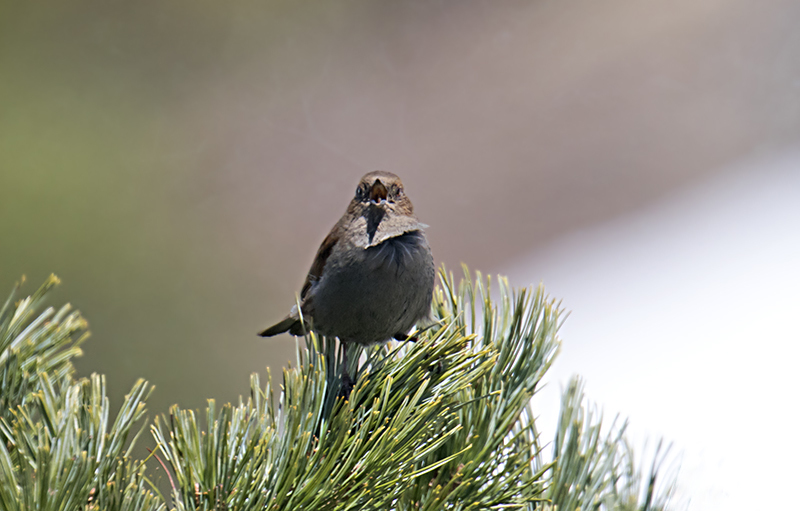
258;316;307;337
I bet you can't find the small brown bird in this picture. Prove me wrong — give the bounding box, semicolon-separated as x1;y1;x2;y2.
260;171;435;387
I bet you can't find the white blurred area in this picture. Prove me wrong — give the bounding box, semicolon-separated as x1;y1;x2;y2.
509;150;800;510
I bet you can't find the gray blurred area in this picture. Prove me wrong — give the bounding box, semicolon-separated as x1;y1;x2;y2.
1;0;798;427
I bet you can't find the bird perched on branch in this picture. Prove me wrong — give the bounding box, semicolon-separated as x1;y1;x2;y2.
259;171;435;391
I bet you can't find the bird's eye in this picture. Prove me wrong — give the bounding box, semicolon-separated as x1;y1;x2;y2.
391;185;400;196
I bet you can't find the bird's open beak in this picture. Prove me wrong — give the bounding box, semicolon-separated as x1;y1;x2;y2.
369;180;388;203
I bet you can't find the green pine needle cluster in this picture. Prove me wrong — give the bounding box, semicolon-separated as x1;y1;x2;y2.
0;276;160;511
0;268;678;510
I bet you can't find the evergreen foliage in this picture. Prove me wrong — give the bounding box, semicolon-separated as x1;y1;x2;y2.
0;269;678;510
0;276;162;511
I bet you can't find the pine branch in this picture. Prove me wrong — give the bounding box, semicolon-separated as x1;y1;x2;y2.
0;277;162;511
148;265;640;510
545;378;678;511
0;269;680;511
0;275;87;422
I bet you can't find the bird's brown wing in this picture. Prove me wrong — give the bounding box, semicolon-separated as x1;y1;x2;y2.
299;223;340;301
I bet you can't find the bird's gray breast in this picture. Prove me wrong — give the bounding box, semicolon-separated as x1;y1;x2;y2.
310;230;435;344
365;230;427;273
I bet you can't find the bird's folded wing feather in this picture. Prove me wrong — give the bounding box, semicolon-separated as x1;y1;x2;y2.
299;222;341;301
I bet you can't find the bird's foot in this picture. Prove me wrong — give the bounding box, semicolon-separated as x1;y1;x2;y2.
393;332;419;343
339;371;355;400
429;358;444;375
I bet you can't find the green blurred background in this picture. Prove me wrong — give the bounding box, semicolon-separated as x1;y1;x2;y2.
2;0;798;441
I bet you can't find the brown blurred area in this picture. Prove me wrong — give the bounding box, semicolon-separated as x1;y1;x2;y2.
1;0;798;417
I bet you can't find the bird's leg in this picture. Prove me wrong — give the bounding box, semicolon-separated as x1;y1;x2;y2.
430;357;445;375
339;342;354;399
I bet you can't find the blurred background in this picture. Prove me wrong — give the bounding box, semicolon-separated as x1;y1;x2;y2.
1;1;798;508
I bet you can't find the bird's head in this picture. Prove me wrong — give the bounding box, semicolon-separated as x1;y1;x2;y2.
349;171;414;216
